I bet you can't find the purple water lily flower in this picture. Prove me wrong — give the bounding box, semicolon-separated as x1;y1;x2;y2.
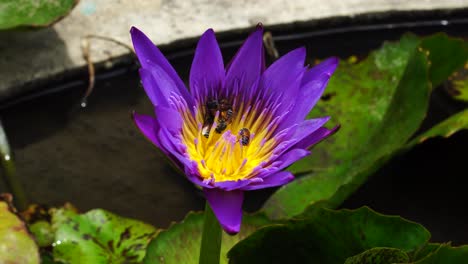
130;25;338;234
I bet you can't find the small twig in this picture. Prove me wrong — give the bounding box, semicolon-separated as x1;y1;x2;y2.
263;31;279;60
80;37;95;107
84;34;134;53
80;35;135;107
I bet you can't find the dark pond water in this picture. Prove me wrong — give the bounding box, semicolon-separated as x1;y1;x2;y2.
0;11;467;244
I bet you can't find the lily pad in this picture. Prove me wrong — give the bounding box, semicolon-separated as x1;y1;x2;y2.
51;208;158;264
29;220;54;247
420;33;468;87
0;0;78;30
344;247;410;264
0;193;40;264
227;207;430;264
447;63;468;102
143;211;273;264
415;244;468;263
406;109;468;148
263;34;468;219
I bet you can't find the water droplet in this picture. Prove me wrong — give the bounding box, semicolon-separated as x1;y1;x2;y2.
440;20;449;26
4;155;10;161
80;100;87;108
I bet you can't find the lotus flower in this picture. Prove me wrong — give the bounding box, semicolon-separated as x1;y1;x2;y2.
130;25;338;234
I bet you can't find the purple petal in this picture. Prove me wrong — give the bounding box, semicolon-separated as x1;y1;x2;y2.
139;67;177;108
157;127;190;167
259;47;306;108
241;171;294;191
289;117;330;145
254;148;310;179
275;148;311;171
302;57;339;84
291;57;339;123
274;117;330;156
154;106;183;133
190;29;224;100
225;26;264;99
213;179;251;191
293;125;340;149
130;27;194;107
131;112;160;147
204;188;244;234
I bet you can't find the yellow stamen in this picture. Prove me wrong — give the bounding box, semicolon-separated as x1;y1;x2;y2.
182;101;276;182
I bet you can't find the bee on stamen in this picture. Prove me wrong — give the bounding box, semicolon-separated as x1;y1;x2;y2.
202;123;211;138
221;108;234;124
206;100;219;117
203;98;234;135
238;128;251;146
215;119;228;134
215;99;234;134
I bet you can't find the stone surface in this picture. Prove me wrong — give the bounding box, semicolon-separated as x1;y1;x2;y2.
0;0;468;100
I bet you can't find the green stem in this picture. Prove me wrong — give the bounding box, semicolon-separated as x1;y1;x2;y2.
0;120;28;211
199;202;222;264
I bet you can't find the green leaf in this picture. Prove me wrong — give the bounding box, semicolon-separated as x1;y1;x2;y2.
0;0;78;30
263;33;468;219
144;211;273;264
406;109;468;148
228;207;430;264
30;220;54;247
344;247;410;264
263;34;428;219
414;244;468;263
420;33;468;87
447;64;468;102
0;194;40;264
51;208;158;264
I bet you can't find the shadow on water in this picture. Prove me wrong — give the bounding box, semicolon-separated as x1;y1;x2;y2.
0;10;467;242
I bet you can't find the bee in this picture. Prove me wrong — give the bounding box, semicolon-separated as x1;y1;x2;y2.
218;99;230;111
220;108;234;123
204;98;234;135
238;128;251;146
206;100;219;117
202;123;211;138
215;120;227;134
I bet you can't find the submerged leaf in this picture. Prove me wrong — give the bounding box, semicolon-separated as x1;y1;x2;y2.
143;211;273;264
0;194;40;264
51;208;157;264
228;207;430;264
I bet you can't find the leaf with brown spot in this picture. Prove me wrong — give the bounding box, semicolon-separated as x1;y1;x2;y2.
263;33;468;220
0;193;40;264
51;208;158;264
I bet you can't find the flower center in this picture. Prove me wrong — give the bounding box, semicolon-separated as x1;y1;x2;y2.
181;98;279;182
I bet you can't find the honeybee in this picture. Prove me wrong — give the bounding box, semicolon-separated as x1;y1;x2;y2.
215;120;228;134
202;122;211;138
218;99;230;110
204;98;234;135
221;109;234;123
206;100;219;117
238;128;251;146
215;99;234;134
